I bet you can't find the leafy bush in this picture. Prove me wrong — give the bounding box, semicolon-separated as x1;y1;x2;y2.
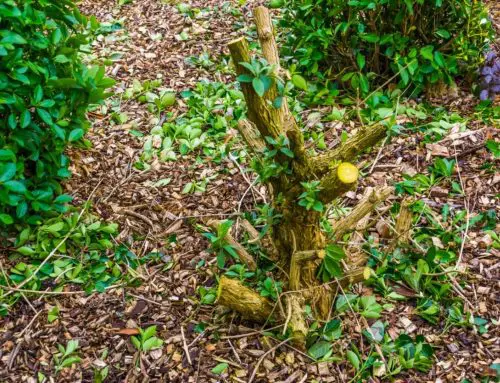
0;1;113;227
280;0;494;94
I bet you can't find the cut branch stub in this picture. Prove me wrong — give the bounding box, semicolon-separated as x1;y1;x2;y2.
388;198;413;252
284;294;308;346
228;12;309;174
318;163;358;204
217;276;274;322
253;6;281;69
313;123;388;176
332;186;393;241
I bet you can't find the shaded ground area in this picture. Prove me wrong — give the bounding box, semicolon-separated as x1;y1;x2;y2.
0;0;498;382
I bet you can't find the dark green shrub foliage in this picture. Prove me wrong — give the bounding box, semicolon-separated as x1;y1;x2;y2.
0;0;113;226
281;0;494;94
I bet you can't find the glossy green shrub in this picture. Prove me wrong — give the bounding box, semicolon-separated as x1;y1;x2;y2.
0;0;113;226
281;0;494;94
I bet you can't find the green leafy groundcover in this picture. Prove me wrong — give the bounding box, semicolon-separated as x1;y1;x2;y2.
0;0;113;227
280;0;494;94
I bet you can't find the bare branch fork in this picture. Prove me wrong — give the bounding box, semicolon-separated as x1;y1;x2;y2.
216;6;389;345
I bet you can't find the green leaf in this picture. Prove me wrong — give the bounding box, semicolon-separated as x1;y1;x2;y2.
142;337;163;352
37;109;53;125
359;74;369;93
292;74;308;90
0;213;13;225
0;31;27;45
237;74;253;83
335;293;358;313
435;29;450;39
45;222;65;234
308;341;332;359
54;194;73;204
280;147;294;158
360;33;379;43
4;180;26;193
346;350;360;370
131;336;141;350
211;362;228;375
356;53;366;70
0;162;16;182
486;140;500;158
48;306;60;323
252;77;265;97
420;45;434;61
34;85;43;103
68;128;84;142
20;110;31;128
60;356;81;368
65;340;79;356
434;51;445;67
0;149;15;161
16;201;28;218
142;326;157;341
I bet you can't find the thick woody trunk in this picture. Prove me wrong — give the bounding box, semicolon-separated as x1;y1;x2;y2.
216;6;388;346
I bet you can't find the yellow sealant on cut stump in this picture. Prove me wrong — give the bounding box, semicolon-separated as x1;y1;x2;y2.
337;162;359;184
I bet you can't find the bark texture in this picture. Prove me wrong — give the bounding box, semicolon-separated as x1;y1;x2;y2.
217;276;274;322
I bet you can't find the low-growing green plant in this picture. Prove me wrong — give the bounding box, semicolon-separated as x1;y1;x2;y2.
53;339;81;373
198;285;218;305
0;0;113;227
138;80;245;167
0;209;142;316
131;326;164;353
203;220;239;268
257;276;282;300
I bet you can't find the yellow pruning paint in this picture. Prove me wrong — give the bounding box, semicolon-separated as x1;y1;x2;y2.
337;162;359;184
363;267;372;281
